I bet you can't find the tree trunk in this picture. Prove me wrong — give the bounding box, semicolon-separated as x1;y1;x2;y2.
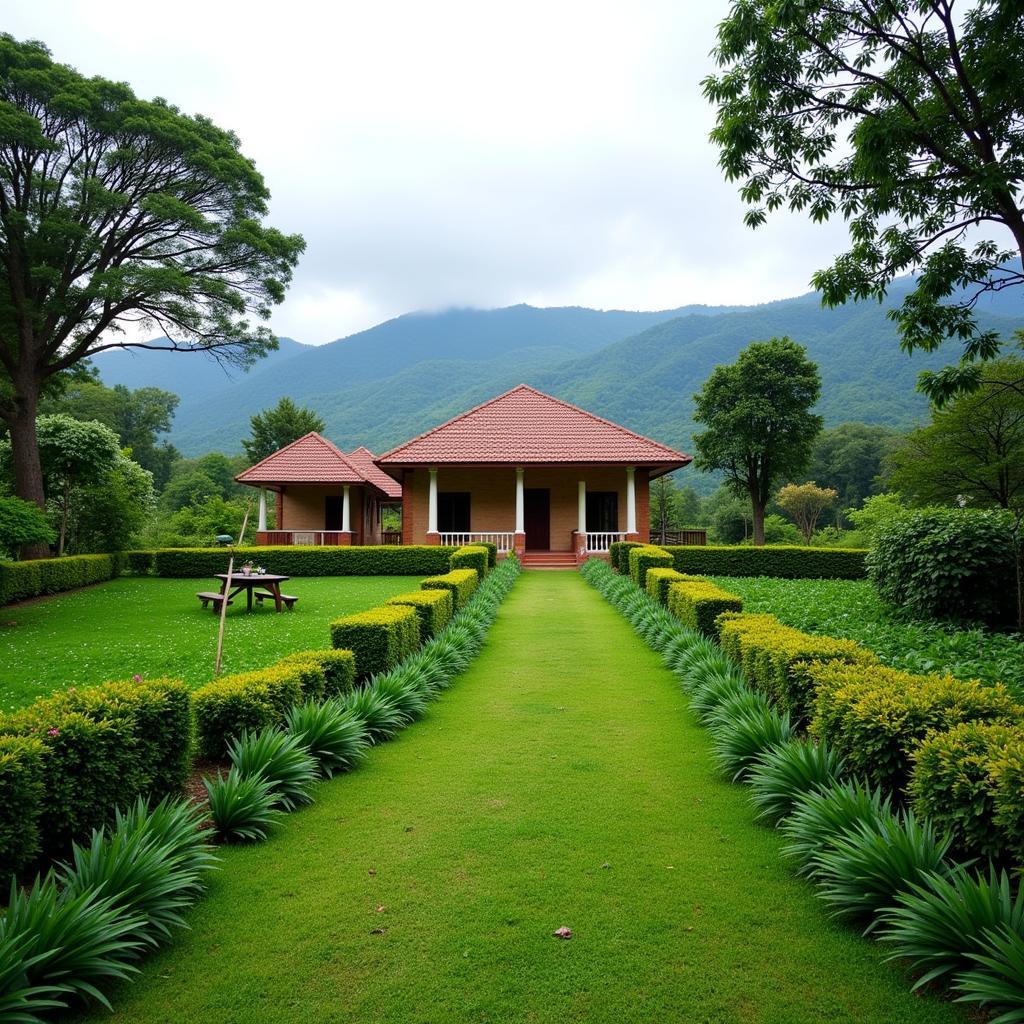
6;384;51;560
750;495;766;546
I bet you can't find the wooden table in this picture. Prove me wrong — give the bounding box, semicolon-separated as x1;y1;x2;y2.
214;573;291;613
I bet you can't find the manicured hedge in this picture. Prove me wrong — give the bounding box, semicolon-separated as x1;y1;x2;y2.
450;545;489;580
0;552;122;605
809;661;1023;794
151;545;457;578
385;589;454;642
717;612;875;724
0;735;45;877
0;677;193;858
664;545;868;580
421;568;479;610
477;542;498;568
276;649;356;698
609;540;641;574
125;550;156;575
628;545;673;589
330;605;420;678
644;567;696;605
667;579;743;637
909;721;1023;860
192;663;312;759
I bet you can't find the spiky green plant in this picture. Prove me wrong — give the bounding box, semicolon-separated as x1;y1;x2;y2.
285;701;368;777
880;866;1024;990
342;686;406;743
228;728;319;811
704;688;772;735
781;778;893;876
712;706;794;781
747;740;845;825
811;810;952;932
203;767;280;843
955;924;1024;1023
687;671;752;724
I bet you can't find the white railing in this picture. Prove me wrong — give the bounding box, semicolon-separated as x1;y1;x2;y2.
440;532;515;552
584;531;627;552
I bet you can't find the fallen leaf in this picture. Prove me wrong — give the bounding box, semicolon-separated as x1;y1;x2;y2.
601;862;611;870
368;868;377;876
552;926;573;940
376;905;386;913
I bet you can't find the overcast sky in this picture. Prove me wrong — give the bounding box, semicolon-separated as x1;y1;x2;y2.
9;0;853;344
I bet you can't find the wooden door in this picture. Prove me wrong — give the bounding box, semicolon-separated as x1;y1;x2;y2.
524;488;550;550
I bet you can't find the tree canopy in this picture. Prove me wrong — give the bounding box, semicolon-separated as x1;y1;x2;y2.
703;1;1024;401
242;397;326;464
0;35;303;553
692;336;822;545
776;481;838;543
808;422;901;520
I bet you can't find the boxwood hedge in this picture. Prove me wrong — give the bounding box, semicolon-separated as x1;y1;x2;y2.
667;579;743;638
628;545;673;589
385;589;454;642
0;552;122;605
276;649;357;698
665;545;867;580
609;540;641;574
330;605;420;678
421;568;479;610
0;735;45;877
450;545;489;580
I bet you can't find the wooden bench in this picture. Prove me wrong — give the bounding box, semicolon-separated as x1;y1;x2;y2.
197;591;233;611
254;590;299;610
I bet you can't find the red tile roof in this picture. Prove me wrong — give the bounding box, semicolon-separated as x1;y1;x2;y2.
377;384;691;472
346;446;403;499
236;432;367;486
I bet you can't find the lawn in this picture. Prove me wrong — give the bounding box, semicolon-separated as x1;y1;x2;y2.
0;575;423;712
712;575;1024;695
80;571;963;1024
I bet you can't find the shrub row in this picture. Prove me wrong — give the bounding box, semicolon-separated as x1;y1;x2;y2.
422;567;479;609
450;544;489;580
146;545;457;578
717;612;876;725
0;553;122;605
330;606;420;681
664;544;867;580
667;579;743;637
609;540;642;574
627;545;672;589
644;566;694;604
0;678;193;873
385;589;454;643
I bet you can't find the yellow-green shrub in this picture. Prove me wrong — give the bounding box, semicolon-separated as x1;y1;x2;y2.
0;735;45;877
810;661;1023;794
330;605;420;678
989;739;1024;861
609;540;642;574
421;568;478;610
276;649;356;698
644;567;697;604
628;545;672;589
385;589;454;642
450;545;488;580
717;612;874;723
667;579;743;636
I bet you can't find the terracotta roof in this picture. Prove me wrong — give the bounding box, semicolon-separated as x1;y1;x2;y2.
236;432;367;486
346;446;403;499
377;384;691;472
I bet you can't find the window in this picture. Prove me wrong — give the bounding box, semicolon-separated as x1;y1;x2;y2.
438;492;470;532
586;491;618;532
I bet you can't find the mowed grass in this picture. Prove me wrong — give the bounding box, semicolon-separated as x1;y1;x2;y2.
79;571;964;1024
0;575;423;711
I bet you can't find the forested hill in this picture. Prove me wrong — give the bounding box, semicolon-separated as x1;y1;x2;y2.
95;286;1023;473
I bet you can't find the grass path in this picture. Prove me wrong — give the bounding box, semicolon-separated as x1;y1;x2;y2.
83;571;964;1024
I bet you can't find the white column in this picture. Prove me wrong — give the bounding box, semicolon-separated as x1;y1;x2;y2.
341;485;351;533
626;466;637;534
257;489;267;531
515;467;525;533
577;480;587;536
428;468;439;534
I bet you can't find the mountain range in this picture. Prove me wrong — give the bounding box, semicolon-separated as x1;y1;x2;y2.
95;281;1024;493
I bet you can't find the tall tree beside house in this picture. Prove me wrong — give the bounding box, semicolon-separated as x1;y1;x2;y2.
242;398;326;464
703;1;1024;402
0;36;304;557
692;337;822;545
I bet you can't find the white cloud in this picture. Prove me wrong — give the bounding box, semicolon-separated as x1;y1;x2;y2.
8;0;852;342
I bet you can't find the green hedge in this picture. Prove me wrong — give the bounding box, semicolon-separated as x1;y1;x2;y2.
125;550;156;575
450;545;489;580
664;545;868;580
475;542;498;568
385;589;454;642
276;649;356;699
809;661;1024;794
717;612;875;725
193;663;312;759
645;567;697;605
0;735;45;877
151;545;456;578
0;677;193;858
0;553;121;605
421;568;479;610
667;579;743;637
628;545;672;589
330;605;420;678
609;540;642;574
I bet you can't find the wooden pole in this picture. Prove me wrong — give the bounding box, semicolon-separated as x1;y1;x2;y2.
214;505;251;678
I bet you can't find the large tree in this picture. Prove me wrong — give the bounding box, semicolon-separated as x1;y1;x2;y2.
0;36;304;555
703;1;1024;401
692;337;822;545
242;397;326;464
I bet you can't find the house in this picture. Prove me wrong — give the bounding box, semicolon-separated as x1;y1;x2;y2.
236;433;402;546
376;384;691;559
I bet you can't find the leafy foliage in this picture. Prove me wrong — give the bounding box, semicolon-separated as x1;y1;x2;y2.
241;398;325;464
776;482;838;544
747;739;844;825
284;701;368;777
0;496;53;559
227;728;319;812
204;767;281;844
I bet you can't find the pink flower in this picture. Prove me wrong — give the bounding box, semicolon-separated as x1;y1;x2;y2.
47;727;60;737
132;674;143;683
